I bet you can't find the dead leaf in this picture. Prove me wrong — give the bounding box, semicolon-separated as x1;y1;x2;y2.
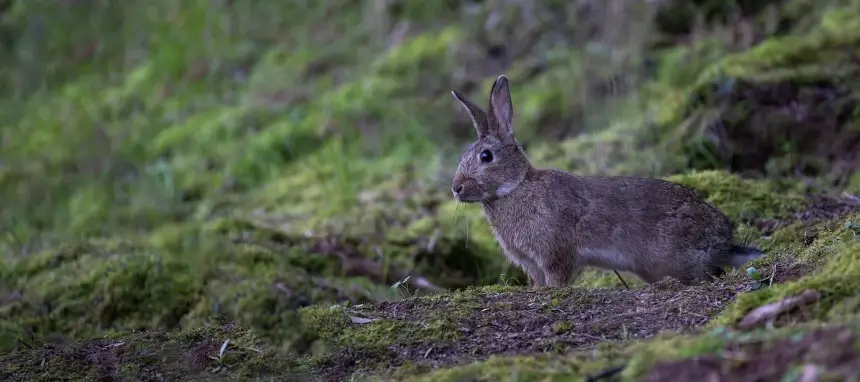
349;315;377;324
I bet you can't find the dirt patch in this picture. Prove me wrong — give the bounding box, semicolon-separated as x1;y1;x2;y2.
0;338;129;381
644;326;860;382
769;261;814;285
748;259;814;287
308;246;826;380
316;278;749;379
70;339;124;379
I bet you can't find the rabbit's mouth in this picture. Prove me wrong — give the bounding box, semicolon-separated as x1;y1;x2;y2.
452;174;489;202
453;192;486;203
452;186;488;203
451;183;487;203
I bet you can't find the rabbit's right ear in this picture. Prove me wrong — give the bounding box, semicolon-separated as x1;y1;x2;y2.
451;90;489;137
488;75;514;140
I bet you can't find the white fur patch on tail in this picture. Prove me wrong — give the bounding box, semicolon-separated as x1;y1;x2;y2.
728;245;764;268
728;253;760;268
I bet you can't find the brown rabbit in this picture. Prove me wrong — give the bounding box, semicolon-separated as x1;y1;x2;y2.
450;75;763;287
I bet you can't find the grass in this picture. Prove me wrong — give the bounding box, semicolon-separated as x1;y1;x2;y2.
3;0;860;380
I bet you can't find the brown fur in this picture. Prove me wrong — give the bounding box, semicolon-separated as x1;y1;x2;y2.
450;75;762;287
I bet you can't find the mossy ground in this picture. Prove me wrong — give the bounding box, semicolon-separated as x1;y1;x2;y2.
3;0;860;381
3;178;856;380
0;320;303;381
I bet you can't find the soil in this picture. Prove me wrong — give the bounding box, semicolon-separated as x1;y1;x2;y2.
644;326;860;382
314;261;810;381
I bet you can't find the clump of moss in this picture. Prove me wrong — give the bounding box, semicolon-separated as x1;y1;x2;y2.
551;320;572;334
0;321;300;381
297;298;465;371
0;225;389;353
340;318;460;351
710;213;860;328
655;7;860;180
664;170;807;221
0;241;202;348
403;350;628;382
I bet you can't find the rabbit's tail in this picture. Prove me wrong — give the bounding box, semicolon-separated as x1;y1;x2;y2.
727;245;764;268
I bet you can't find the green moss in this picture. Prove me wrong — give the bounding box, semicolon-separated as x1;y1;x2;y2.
336;318;460;354
298;292;472;358
575;270;647;289
711;213;860;328
403;350;626;382
758;223;808;253
552;320;572;334
664;170;807;221
299;305;352;341
847;173;860;194
0;322;299;380
657;7;860;127
0;242;202;346
519;6;860;180
0;225;396;352
621;319;860;380
644;6;860;179
653;37;729;92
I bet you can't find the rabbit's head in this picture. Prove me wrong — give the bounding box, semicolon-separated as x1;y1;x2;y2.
450;75;531;203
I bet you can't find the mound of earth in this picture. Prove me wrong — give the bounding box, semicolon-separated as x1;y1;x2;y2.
644;325;860;382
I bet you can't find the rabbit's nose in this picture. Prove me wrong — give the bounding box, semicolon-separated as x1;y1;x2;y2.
452;184;464;195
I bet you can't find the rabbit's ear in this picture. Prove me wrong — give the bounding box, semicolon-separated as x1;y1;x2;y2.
451;90;489;137
488;75;514;139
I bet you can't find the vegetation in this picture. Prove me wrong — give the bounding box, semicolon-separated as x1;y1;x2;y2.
2;0;860;380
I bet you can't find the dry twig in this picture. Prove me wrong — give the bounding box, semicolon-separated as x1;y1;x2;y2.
738;290;821;330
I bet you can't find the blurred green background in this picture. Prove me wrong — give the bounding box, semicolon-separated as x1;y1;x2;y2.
1;0;859;363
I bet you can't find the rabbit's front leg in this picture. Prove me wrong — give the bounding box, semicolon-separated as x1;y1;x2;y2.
540;253;581;287
503;247;545;287
525;262;546;287
512;252;546;287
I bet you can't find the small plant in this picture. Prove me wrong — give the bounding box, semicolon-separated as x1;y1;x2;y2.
209;339;231;373
746;266;763;290
391;275;414;298
844;221;860;235
551;320;572;334
499;272;520;286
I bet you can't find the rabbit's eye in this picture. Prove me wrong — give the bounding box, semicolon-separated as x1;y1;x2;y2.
479;150;493;163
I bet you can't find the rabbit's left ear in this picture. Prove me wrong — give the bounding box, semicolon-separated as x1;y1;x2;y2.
488;75;514;139
451;90;489;137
